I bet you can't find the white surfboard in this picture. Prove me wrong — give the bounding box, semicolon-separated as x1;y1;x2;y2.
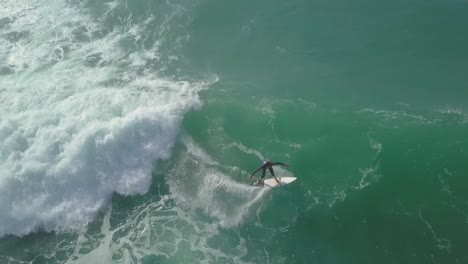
257;177;297;187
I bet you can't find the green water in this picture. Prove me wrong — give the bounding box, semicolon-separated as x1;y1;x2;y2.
1;0;468;263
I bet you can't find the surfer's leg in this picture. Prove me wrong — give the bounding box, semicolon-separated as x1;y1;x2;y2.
269;167;280;184
268;167;275;176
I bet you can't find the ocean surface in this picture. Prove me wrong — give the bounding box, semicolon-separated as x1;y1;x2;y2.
1;0;468;263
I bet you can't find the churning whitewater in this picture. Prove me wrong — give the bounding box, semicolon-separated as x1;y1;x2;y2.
0;0;214;236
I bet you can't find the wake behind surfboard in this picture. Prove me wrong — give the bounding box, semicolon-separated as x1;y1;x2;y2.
254;177;297;187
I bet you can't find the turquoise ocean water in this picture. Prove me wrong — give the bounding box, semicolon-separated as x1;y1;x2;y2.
1;0;468;263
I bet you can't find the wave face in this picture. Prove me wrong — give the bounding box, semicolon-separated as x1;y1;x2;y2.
0;0;213;236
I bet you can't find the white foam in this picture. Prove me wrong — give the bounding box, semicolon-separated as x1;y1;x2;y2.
168;138;268;227
62;197;253;264
419;209;452;252
438;168;453;195
354;134;382;190
0;0;216;236
358;108;429;123
222;141;265;161
438;108;463;116
438;107;468;123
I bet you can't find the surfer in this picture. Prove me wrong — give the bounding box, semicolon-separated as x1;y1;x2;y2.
249;160;288;186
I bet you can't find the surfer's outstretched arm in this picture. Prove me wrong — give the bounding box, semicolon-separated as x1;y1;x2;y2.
249;166;264;179
272;162;288;167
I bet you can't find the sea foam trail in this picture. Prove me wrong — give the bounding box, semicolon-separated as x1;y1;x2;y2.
0;0;214;236
167;137;269;227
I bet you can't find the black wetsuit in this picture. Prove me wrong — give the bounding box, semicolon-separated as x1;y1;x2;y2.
250;161;288;179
